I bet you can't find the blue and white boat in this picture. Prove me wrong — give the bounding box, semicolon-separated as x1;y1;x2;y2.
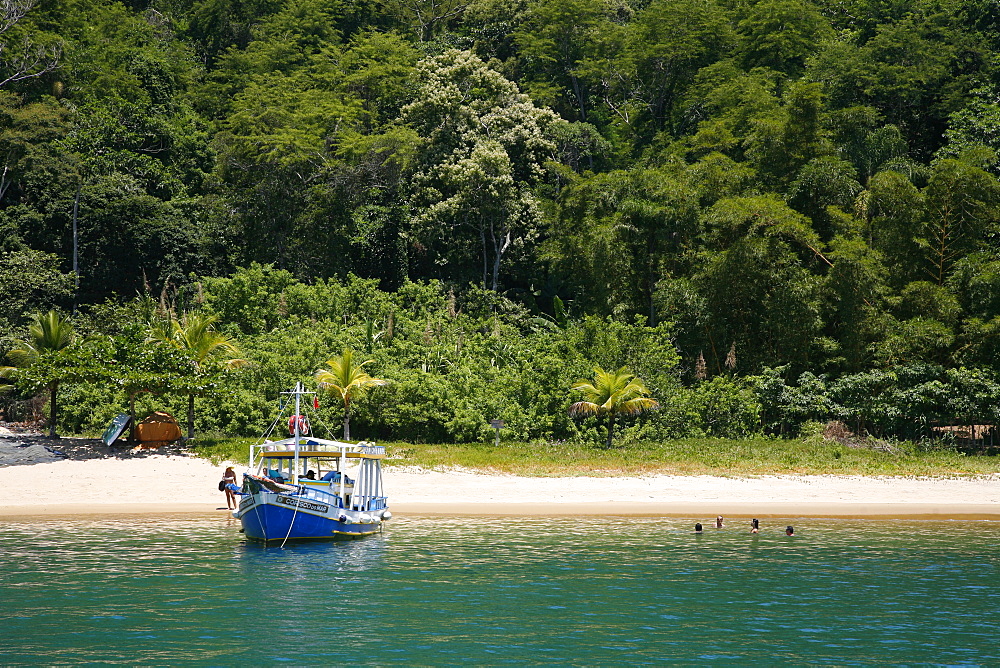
233;384;390;544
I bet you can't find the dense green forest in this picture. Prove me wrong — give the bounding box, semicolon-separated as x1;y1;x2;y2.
3;0;1000;445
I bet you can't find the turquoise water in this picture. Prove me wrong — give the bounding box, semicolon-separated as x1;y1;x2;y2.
1;515;998;665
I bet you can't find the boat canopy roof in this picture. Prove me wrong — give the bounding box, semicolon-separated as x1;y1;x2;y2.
254;437;385;460
267;436;364;448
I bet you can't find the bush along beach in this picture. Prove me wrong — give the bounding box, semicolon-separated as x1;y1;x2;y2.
3;271;1000;475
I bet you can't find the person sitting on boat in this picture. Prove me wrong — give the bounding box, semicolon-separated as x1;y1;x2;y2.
303;470;316;480
321;470;354;485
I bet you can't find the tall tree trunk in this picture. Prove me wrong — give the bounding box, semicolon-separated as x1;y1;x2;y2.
570;74;587;122
605;414;615;449
129;392;137;441
48;383;58;438
481;227;488;289
187;393;195;440
343;400;352;441
489;226;511;293
647;264;656;326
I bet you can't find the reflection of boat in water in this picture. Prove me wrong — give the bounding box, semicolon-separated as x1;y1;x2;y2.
234;383;390;544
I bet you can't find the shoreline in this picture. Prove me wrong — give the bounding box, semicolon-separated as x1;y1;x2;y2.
2;502;999;520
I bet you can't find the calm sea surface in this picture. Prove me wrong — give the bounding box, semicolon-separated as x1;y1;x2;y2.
1;515;998;665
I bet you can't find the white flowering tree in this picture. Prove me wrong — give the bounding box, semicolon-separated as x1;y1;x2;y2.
400;49;559;292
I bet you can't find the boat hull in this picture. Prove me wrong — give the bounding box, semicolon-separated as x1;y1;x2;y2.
236;493;383;543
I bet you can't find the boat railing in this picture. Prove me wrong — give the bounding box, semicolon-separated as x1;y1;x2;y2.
358;442;385;456
295;484;346;508
281;482;382;512
352;495;388;511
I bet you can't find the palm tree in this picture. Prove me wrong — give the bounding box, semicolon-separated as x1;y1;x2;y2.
569;366;660;448
0;311;75;437
153;312;247;440
315;348;388;441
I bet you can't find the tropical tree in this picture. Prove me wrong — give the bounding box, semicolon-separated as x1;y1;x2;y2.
617;0;734;138
569;365;659;448
0;310;75;437
315;348;388;441
381;0;467;41
735;0;832;76
152;312;248;440
919;158;1000;285
0;248;74;336
514;0;606;122
401;49;558;292
0;0;61;88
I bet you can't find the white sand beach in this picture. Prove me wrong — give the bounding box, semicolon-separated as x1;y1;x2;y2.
1;436;998;518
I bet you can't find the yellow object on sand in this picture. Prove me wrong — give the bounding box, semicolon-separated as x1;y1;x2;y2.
135;411;182;448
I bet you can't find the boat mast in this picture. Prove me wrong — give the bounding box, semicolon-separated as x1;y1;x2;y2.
339;444;346;501
293;381;301;483
281;382;314;484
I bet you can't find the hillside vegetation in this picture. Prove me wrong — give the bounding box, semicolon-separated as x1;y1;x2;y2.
3;0;1000;452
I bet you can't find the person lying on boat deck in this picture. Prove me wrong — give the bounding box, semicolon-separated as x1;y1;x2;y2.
303;470;316;480
320;470;354;484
